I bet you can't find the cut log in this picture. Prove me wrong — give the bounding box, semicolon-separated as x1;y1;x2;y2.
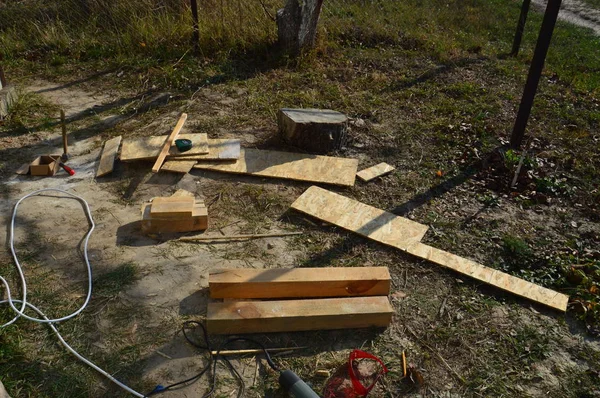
277;0;324;55
209;267;391;299
207;296;393;334
278;108;348;153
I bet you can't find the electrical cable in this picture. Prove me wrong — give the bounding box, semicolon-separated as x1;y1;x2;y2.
145;321;280;397
0;188;146;398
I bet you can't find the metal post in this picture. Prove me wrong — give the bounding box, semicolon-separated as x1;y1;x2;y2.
510;0;562;149
190;0;200;54
511;0;531;56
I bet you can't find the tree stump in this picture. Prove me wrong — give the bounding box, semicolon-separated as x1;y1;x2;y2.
277;0;324;55
278;108;348;154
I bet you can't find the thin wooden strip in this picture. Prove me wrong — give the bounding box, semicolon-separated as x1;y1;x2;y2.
96;135;122;177
153;113;188;173
180;231;303;242
290;186;428;250
406;242;569;311
290;186;568;311
161;160;196;174
120;133;208;161
194;148;358;187
209;267;391;299
356;162;395;182
207;296;394;334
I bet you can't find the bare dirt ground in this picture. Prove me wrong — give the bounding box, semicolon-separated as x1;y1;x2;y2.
1;63;599;397
533;0;600;34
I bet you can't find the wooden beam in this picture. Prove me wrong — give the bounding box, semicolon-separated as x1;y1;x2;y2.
152;113;187;173
290;186;569;311
141;202;207;234
207;296;393;334
209;267;391;299
150;196;195;219
96;135;122;177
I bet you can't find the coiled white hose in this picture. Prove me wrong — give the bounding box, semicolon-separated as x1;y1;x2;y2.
0;188;144;398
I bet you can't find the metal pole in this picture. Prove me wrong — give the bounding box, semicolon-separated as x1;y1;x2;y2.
511;0;531;56
510;0;562;149
190;0;200;55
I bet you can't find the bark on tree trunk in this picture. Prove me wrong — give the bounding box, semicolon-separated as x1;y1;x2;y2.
277;0;324;55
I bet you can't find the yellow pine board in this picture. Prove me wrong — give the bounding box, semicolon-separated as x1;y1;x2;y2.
356;162;395;182
150;196;195;218
120;133;209;161
406;242;569;311
96;135;122;177
193;148;358;186
290;186;568;311
209;267;390;299
207;296;394;334
290;186;428;250
161;160;196;173
152;113;187;173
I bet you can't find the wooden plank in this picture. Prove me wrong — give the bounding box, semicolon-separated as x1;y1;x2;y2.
150;197;194;218
405;242;569;312
16;163;29;175
207;296;393;334
172;139;240;161
120;133;208;162
161;160;196;174
152;113;188;173
290;186;569;311
95;135;122;177
194;148;358;187
141;203;208;234
290;186;428;250
209;267;390;299
356;162;395;182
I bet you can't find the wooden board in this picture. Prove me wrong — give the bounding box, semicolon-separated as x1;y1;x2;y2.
16;163;29;175
141;203;208;234
150;197;194;218
96;135;122;177
194;148;358;187
120;133;209;161
209;267;390;299
291;186;428;250
290;186;569;311
172;139;241;161
152;113;187;173
357;162;395;182
207;296;393;334
161;160;196;174
406;242;569;312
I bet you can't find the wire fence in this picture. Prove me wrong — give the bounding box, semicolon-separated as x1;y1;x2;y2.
0;0;407;60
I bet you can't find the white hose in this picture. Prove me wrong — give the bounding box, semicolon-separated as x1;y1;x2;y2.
0;189;145;398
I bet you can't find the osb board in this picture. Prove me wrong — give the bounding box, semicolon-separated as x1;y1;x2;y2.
161;160;196;174
406;242;569;311
194;148;358;187
209;267;390;299
207;296;393;334
290;186;428;250
96;135;122;177
171;139;241;161
357;162;395;182
120;133;208;161
290;186;568;312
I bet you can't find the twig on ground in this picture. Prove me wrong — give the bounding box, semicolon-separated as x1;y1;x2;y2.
179;232;303;242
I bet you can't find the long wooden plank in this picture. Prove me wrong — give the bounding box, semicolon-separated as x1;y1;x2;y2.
290;186;569;311
194;148;358;187
171;139;240;161
120;133;208;161
406;242;569;311
209;267;390;299
152;113;188;173
356;162;395;182
96;135;122;177
207;296;393;334
291;186;428;250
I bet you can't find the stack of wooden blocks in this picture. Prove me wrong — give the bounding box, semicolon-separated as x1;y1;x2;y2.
206;267;394;335
141;194;208;234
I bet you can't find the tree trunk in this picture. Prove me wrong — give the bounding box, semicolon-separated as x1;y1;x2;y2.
278;108;348;154
277;0;324;55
